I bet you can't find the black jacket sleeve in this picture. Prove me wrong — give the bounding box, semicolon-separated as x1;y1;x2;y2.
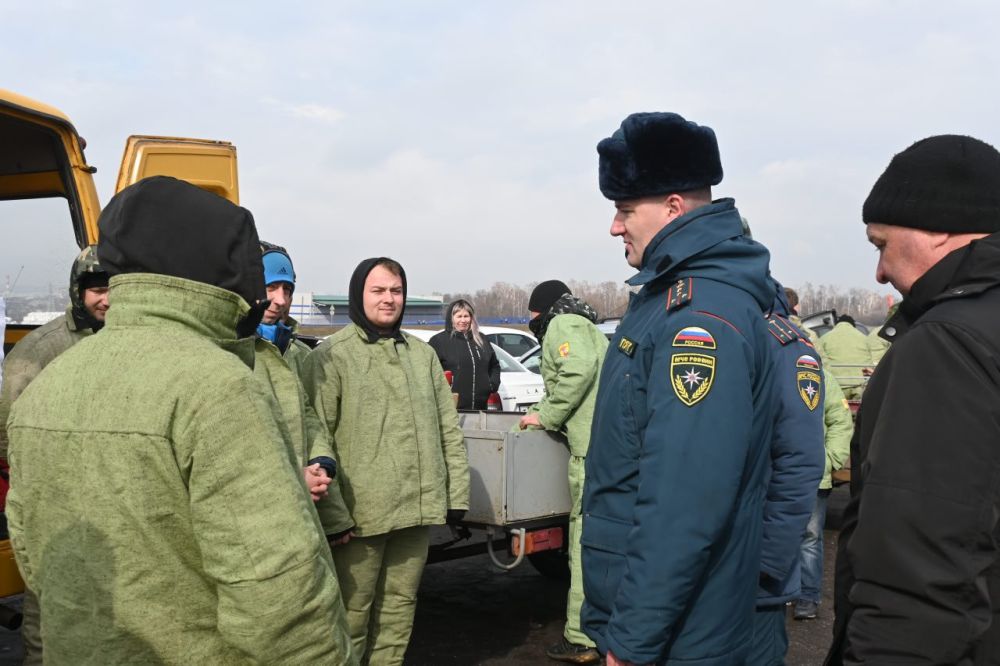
428;332;450;370
486;344;501;393
840;321;1000;664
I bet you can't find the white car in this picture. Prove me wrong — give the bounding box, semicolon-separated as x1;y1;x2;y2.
490;344;545;412
402;329;545;412
479;326;538;358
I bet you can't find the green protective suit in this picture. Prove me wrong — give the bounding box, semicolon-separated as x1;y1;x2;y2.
302;325;469;664
817;322;874;400
254;338;354;536
0;246;105;664
6;274;355;665
282;315;312;380
820;366;853;490
789;314;820;346
0;313;91;665
528;313;608;647
283;337;312;380
0;312;91;461
867;326;892;366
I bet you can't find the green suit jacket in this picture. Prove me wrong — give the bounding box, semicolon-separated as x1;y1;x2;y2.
302;324;469;537
7;274;355;665
254;338;354;535
0;310;92;459
533;313;609;458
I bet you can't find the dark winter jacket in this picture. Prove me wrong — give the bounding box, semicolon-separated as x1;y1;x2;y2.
582;199;776;665
429;326;500;411
828;231;1000;665
757;286;826;608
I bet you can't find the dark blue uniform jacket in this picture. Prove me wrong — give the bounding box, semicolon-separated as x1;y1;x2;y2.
756;286;826;608
581;199;777;665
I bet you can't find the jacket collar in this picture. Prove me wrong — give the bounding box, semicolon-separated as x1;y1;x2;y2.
881;230;1000;342
64;304;87;333
351;322;409;346
104;273;256;367
627;198;746;287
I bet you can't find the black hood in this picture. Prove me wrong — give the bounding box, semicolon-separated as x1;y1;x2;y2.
348;257;407;343
97;176;265;307
528;293;598;344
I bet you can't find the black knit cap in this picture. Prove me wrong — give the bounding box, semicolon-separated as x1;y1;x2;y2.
863;134;1000;233
528;280;571;313
598;112;723;201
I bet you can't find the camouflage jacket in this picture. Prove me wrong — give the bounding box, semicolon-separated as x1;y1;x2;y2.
0;310;92;459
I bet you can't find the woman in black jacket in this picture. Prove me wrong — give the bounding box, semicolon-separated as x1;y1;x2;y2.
429;300;501;410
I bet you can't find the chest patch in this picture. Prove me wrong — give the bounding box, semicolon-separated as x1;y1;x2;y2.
558;342;570;358
617;336;637;357
670;353;715;407
672;326;716;350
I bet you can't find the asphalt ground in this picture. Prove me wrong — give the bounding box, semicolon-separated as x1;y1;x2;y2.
0;486;848;665
405;508;842;665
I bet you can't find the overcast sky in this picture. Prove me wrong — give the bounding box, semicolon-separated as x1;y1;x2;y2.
5;1;999;300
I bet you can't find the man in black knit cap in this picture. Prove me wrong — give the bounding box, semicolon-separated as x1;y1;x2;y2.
828;135;1000;663
520;280;607;664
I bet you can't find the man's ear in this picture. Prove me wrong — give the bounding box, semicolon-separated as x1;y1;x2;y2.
926;230;952;250
664;193;686;220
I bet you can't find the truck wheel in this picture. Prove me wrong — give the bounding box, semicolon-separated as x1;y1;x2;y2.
527;550;570;580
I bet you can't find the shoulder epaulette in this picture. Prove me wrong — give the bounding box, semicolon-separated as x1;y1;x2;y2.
666;278;694;312
766;313;799;346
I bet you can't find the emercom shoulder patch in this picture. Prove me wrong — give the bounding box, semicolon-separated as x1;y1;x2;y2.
796;353;821;410
672;326;716;350
617;336;637;357
558;342;570;358
670;353;715;407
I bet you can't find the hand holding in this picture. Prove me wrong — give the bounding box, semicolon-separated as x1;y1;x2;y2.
303;463;331;502
518;412;542;430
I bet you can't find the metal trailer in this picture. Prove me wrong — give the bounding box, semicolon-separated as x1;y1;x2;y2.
427;412;572;577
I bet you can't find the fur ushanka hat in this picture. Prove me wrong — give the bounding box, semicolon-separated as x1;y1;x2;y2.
597;112;723;201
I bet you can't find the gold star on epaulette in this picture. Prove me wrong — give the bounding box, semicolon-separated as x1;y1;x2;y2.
666;278;694;311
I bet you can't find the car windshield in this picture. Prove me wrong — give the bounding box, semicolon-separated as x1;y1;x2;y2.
519;346;541;374
492;343;528;373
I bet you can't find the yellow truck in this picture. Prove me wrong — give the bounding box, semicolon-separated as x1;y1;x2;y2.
0;88;242;614
1;88;239;351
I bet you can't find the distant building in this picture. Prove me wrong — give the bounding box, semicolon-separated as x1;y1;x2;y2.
288;291;334;326
312;294;444;326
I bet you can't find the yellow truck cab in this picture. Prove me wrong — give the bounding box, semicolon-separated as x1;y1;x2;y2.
0;88;240;602
1;89;238;351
